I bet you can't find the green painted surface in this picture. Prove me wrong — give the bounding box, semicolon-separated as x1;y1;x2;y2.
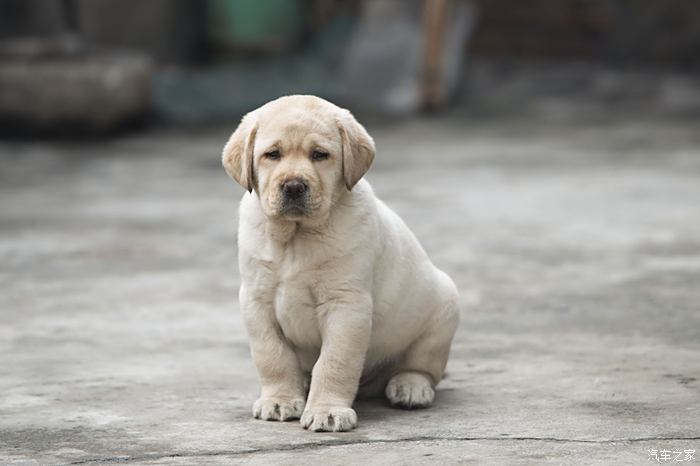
206;0;305;50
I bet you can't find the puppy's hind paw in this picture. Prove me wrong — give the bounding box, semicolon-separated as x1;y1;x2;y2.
385;372;435;409
253;397;305;421
300;406;357;432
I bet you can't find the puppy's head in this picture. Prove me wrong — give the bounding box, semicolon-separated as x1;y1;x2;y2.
222;95;374;222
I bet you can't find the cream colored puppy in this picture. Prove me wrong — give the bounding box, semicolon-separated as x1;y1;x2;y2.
222;95;459;432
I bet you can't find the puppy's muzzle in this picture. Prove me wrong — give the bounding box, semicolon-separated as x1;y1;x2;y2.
280;178;309;214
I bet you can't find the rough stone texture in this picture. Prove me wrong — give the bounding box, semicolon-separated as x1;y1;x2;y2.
0;115;699;464
0;52;152;136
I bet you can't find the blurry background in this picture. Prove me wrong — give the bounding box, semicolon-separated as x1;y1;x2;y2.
2;1;700;464
2;0;700;135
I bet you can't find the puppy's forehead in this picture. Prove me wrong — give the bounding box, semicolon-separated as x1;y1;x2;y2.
256;105;338;147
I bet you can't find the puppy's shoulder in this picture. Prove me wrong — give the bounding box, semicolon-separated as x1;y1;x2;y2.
237;193;266;250
342;179;377;214
238;192;260;221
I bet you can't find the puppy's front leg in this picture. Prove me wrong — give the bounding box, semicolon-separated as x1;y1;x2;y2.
241;285;307;421
301;294;372;432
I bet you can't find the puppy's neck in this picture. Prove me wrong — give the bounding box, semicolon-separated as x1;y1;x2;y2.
264;218;299;243
265;216;334;243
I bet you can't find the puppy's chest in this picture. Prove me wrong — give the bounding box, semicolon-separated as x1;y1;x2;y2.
250;234;339;349
273;277;320;348
270;252;326;349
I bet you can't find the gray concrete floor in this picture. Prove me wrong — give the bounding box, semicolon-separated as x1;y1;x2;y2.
1;115;699;465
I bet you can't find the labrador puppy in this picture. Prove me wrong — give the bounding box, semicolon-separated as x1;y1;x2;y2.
222;95;459;432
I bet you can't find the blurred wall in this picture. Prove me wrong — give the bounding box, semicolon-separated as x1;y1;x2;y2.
3;0;700;67
470;0;700;67
74;0;204;64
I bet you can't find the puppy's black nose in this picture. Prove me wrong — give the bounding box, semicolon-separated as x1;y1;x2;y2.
281;178;308;198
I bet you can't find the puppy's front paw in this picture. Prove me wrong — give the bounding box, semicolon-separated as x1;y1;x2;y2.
385;372;435;409
253;397;305;421
300;406;357;432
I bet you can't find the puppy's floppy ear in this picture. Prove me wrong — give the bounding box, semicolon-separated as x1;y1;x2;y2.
222;113;258;192
337;109;375;190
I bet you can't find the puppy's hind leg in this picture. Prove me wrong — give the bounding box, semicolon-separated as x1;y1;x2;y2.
385;290;459;409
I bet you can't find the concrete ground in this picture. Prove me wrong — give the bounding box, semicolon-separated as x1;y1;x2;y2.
1;114;699;465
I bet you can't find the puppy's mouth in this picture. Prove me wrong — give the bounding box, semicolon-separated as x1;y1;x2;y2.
279;198;310;217
280;204;308;216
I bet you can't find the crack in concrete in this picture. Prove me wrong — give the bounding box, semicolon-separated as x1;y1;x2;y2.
63;435;700;464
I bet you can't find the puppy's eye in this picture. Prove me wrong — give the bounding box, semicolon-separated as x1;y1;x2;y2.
311;150;329;161
264;150;281;160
